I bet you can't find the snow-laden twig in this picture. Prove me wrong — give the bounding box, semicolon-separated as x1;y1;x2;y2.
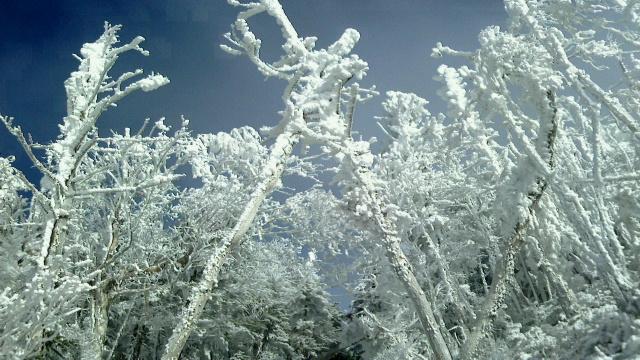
0;115;61;189
507;0;640;142
69;174;183;197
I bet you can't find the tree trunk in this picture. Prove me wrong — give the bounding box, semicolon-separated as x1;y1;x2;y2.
461;90;558;359
346;152;452;360
81;286;109;360
370;199;452;359
162;130;299;360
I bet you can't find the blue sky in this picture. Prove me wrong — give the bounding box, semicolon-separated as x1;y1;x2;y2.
0;0;505;182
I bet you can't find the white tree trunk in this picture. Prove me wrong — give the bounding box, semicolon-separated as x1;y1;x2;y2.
461;90;558;359
82;287;109;360
342;145;452;360
385;236;454;360
162;130;299;360
365;186;453;360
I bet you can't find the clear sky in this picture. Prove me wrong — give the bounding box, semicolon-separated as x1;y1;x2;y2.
0;0;505;182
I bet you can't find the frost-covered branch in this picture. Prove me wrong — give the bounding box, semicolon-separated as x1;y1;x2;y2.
69;174;183;197
0;115;61;188
462;89;559;360
163;1;367;357
506;0;640;142
36;23;169;268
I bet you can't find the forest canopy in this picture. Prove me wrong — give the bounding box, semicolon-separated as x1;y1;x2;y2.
1;0;639;359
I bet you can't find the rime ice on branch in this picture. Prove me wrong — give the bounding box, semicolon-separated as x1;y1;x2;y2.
162;1;370;358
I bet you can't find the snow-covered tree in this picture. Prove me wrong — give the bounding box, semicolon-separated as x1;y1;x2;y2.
2;1;639;359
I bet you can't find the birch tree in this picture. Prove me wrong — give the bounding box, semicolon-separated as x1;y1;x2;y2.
336;1;639;358
429;0;640;357
213;2;453;358
0;23;177;358
2;1;640;359
162;1;368;357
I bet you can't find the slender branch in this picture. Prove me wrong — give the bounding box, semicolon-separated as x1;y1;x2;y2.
1;115;63;189
69;175;182;197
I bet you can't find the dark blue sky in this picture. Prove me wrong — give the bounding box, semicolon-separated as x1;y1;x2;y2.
0;0;505;181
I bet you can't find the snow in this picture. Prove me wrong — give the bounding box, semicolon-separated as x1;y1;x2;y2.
3;1;640;359
435;65;468;116
328;28;360;56
138;74;170;92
